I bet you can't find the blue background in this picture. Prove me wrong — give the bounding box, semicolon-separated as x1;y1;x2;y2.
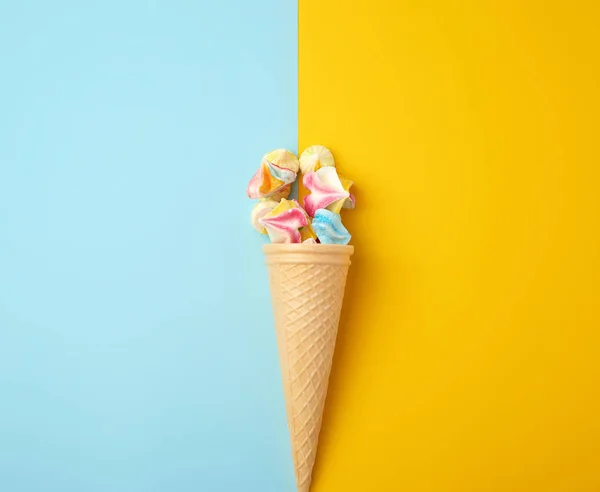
0;1;297;490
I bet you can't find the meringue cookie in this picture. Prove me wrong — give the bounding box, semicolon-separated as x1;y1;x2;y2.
263;149;300;174
259;199;309;243
311;209;351;245
247;159;296;199
303;166;350;217
299;145;335;174
250;199;279;234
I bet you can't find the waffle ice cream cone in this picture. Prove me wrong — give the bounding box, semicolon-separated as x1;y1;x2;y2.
263;243;354;492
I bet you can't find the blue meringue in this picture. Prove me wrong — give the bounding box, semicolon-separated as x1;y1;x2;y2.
312;209;351;245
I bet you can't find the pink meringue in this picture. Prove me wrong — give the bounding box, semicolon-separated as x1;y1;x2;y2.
259;199;309;243
303;167;351;217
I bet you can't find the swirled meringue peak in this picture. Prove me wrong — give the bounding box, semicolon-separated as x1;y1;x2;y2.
250;199;279;234
246;149;298;199
303;166;353;217
259;199;309;244
264;149;299;173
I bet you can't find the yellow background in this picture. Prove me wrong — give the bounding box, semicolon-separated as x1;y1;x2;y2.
299;1;600;490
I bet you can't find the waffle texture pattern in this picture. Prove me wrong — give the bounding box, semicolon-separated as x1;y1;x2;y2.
263;244;353;492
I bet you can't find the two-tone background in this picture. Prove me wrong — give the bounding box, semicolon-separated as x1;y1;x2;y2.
1;1;599;491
